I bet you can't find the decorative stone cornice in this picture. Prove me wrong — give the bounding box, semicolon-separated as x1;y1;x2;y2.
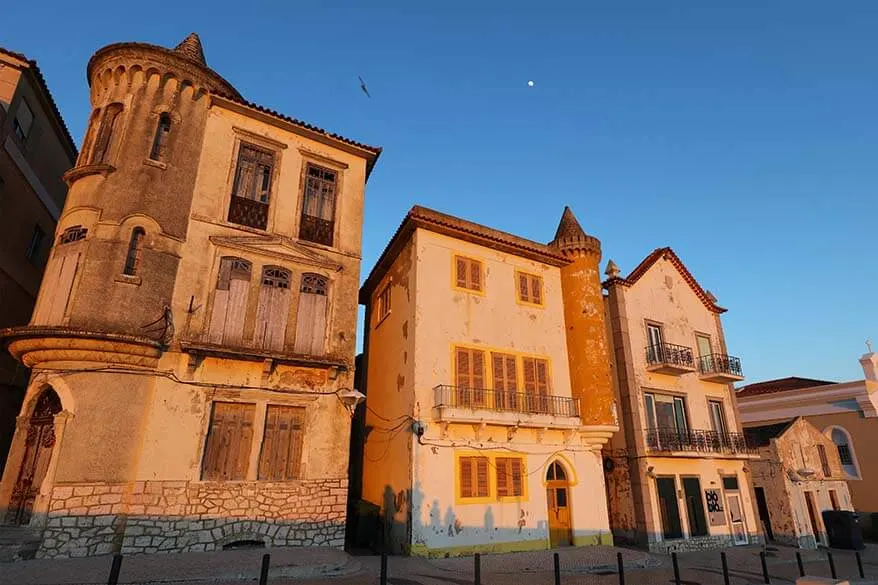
0;326;163;368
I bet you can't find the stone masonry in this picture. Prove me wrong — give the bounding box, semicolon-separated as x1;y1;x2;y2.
38;479;347;558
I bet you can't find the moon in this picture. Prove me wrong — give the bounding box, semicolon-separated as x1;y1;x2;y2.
527;80;534;87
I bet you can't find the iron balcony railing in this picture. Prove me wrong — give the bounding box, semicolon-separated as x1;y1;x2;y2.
697;353;743;377
645;342;695;368
646;427;758;455
228;196;269;230
433;385;580;418
299;214;335;247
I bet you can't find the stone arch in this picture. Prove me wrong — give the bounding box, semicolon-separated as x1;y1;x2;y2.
543;454;578;486
824;425;861;479
25;374;76;416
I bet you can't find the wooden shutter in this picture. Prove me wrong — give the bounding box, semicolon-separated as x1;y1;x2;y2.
530;276;542;305
294;274;328;355
455;348;486;406
496;457;524;497
492;353;518;410
201;402;255;481
535;359;550;396
47;253;79;324
455;257;468;288
518;273;529;302
475;457;489;497
459;456;489;498
258;405;305;480
496;458;509;497
32;256;63;324
522;357;536;394
459;457;473;498
209;258;250;346
469;260;482;291
255;267;291;351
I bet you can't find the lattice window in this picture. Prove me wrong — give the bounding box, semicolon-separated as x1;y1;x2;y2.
517;272;543;305
299;164;338;246
454;256;483;292
261;267;291;289
59;225;88;244
300;273;328;295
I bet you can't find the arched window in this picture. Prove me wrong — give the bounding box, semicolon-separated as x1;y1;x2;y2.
826;426;860;478
150;113;172;161
123;227;145;276
294;273;328;355
546;460;568;482
78;109;101;166
92;103;123;164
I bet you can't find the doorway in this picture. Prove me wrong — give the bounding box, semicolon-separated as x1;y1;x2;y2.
754;487;774;541
682;477;708;537
4;388;61;525
546;461;571;547
804;491;823;546
656;477;683;539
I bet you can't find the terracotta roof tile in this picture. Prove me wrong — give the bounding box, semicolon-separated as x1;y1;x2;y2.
602;247;727;314
0;46;78;161
736;376;837;398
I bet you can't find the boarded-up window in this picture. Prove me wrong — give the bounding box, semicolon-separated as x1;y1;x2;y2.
455;347;485;407
517;272;543;305
299;164;338;246
817;444;832;477
496;457;524;497
258;405;305;480
201;402;256;481
92;103;122;164
454;256;482;292
492;352;518;410
208;257;251;346
293;273;328;355
32;252;80;325
459;456;489;499
254;267;292;351
522;357;551;413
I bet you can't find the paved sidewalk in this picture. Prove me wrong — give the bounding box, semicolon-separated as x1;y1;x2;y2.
0;546;357;585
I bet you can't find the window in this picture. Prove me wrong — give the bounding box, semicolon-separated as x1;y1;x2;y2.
258;405;305;480
25;225;45;263
708;400;727;435
516;272;543;305
201;402;256;481
32;250;80;325
696;334;713;370
150;113;171;161
491;352;518;410
522;357;551;413
293;273;329;355
828;427;859;478
254;266;291;351
123;227;145;276
13;100;34;142
645;323;665;363
817;444;831;477
228;143;274;230
546;461;567;481
644;393;688;449
454;256;483;292
455;347;486;407
722;476;739;491
299;164;338;246
376;282;391;323
59;225;87;244
496;457;524;498
78;110;101;166
459;456;489;499
92;104;123;164
208;257;251;346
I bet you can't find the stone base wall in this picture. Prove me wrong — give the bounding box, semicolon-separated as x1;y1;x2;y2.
648;533;763;553
38;479;347;558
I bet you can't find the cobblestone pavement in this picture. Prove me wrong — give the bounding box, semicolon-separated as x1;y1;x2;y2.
1;543;877;585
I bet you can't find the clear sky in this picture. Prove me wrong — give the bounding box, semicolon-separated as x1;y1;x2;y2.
3;1;876;383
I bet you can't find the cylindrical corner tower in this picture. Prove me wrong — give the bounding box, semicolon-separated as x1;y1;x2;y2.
550;207;616;427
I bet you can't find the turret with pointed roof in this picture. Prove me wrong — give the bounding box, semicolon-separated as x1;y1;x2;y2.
549;206;602;258
173;32;207;65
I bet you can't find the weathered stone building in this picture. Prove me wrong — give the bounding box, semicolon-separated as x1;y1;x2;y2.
0;33;380;558
0;47;77;476
602;248;761;552
357;206;618;556
743;417;854;549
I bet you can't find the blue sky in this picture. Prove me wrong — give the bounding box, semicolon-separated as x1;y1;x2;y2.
4;1;876;383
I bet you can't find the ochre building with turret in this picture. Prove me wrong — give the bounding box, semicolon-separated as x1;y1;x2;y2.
0;33;380;558
357;206;618;556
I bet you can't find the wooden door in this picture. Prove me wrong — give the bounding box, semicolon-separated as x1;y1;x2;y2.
804;491;823;546
5;390;61;525
547;485;571;547
726;492;749;545
656;477;683;539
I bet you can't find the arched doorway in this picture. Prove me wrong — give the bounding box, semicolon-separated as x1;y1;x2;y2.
546;460;572;547
4;388;61;525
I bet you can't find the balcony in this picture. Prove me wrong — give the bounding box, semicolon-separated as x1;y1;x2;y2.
432;385;581;429
646;427;758;457
645;343;695;375
299;214;334;247
698;353;744;382
228;196;268;230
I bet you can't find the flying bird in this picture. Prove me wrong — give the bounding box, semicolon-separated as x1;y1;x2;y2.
358;76;371;98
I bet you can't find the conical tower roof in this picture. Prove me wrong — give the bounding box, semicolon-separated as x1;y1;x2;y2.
549;206;601;256
173;33;206;65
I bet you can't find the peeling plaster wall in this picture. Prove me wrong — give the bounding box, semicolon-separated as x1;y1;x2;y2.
361;236;417;554
749;418;855;549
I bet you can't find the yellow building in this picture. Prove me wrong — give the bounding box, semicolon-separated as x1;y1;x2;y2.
358;206;618;557
602;248;761;551
0;33;380;558
736;350;878;538
743;417;854;549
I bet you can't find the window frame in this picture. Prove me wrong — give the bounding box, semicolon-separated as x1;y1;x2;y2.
825;425;861;479
149;112;172;162
226;140;279;231
452;255;485;295
376;280;392;326
707;399;728;435
13;99;34;143
495;456;527;500
644;391;689;434
122;227;146;276
456;454;491;503
25;224;46;264
298;162;341;247
515;270;544;307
